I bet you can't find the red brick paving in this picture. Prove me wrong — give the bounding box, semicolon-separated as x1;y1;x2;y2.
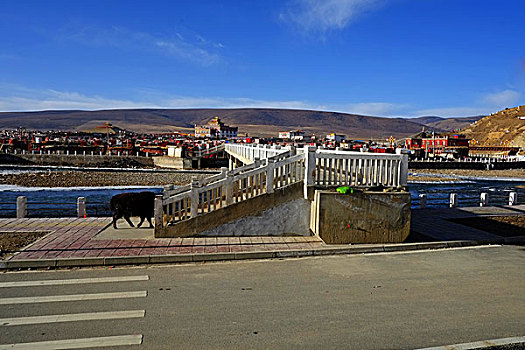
2;217;325;261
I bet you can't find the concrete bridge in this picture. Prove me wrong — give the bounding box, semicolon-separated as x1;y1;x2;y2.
154;144;410;242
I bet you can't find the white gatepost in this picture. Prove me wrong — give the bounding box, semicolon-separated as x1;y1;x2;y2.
419;194;427;209
154;195;164;230
480;193;488;207
190;178;200;218
509;192;518;206
77;197;87;218
449;193;458;208
303;146;316;199
16;196;27;219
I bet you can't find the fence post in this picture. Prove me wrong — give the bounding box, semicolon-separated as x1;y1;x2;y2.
225;170;234;206
480;193;488;207
303;146;316;199
16;196;27;218
396;148;409;186
509;192;518;206
154;195;164;230
190;178;200;218
266;159;275;194
419;194;427;209
220;167;228;179
449;193;458;208
77;197;87;218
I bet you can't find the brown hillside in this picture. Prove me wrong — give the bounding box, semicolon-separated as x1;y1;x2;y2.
460;106;525;147
0;108;428;139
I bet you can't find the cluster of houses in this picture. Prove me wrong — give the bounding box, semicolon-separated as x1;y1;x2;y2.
0;117;521;161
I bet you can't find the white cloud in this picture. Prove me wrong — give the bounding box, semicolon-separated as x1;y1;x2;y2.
0;85;150;111
0;86;413;117
280;0;386;33
0;85;321;112
59;25;222;66
482;89;521;108
340;102;408;116
3;84;521;119
412;107;491;118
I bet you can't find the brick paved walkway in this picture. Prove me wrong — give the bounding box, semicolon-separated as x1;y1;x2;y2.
1;217;324;261
2;204;523;265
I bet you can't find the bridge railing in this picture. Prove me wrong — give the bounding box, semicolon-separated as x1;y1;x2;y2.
156;145;408;230
225;143;292;162
156;153;305;228
310;148;408;187
192;144;225;158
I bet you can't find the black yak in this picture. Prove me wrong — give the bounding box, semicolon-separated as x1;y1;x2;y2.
110;191;156;229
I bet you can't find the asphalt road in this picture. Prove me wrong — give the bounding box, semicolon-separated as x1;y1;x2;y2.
0;245;524;349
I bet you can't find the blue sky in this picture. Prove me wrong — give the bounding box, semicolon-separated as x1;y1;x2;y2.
1;0;524;117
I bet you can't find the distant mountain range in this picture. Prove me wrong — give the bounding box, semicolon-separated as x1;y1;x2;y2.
0;108;484;139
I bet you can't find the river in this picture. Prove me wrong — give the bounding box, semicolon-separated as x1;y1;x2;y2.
0;175;524;218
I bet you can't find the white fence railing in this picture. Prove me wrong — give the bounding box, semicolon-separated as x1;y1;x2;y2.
156;145;408;229
155;153;304;228
192;144;225;158
311;149;408;187
225;143;292;162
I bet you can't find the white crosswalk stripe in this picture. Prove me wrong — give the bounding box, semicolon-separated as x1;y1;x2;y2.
0;334;143;350
0;291;147;305
0;275;149;288
0;310;145;326
0;274;149;348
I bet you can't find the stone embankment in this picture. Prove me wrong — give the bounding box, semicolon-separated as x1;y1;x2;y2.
408;168;524;182
0;171;210;187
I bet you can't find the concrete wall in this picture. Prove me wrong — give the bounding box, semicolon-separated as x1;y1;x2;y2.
156;182;306;238
153;156;191;169
198;198;311;236
311;190;411;244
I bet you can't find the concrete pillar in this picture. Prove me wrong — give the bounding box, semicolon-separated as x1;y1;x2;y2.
396;148;409;186
225;171;234;206
220;167;228;178
154;195;164;230
480;193;488;207
509;192;518;206
449;193;458;208
303;146;316;199
77;197;87;218
266;159;275;194
16;196;27;219
419;194;427;209
190;178;200;218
